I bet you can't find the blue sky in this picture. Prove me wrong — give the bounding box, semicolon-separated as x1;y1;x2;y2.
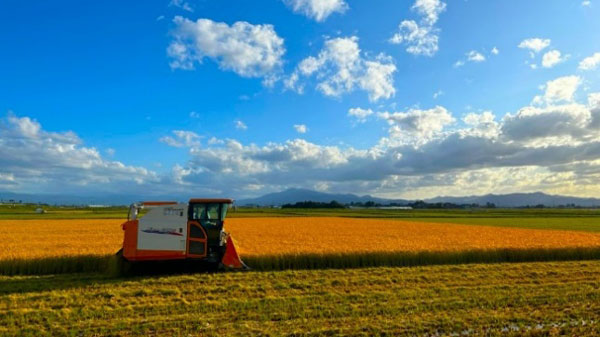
1;0;600;200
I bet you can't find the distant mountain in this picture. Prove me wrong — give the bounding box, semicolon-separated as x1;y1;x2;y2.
237;188;409;206
427;192;600;208
238;189;600;207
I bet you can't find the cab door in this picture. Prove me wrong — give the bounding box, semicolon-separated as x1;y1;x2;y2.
199;203;224;250
187;220;207;258
188;203;225;260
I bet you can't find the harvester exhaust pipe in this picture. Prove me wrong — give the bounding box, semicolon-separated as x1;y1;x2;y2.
221;234;249;270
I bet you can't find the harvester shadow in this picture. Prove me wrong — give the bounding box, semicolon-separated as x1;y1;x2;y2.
0;260;226;296
0;273;122;296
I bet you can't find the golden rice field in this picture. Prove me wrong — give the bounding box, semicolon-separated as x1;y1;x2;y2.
0;219;123;260
3;217;600;260
2;217;600;274
227;217;600;256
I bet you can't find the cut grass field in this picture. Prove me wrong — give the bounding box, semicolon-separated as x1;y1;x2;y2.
3;217;600;275
1;261;600;336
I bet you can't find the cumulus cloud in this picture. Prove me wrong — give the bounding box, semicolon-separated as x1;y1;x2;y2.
579;52;600;70
379;106;455;145
0;113;158;193
389;0;446;56
160;130;202;148
412;0;447;25
157;73;600;199
491;47;499;55
167;17;285;82
461;111;500;139
502;104;594;146
283;0;348;21
286;36;396;102
542;76;581;103
541;50;568;68
518;38;551;54
293;124;308;133
348;107;374;123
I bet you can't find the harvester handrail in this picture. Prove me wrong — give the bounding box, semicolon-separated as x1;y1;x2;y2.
142;201;178;206
127;201;178;220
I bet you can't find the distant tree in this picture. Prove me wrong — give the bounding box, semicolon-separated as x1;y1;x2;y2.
281;200;345;209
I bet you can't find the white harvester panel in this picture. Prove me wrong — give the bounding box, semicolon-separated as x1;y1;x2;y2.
138;204;188;251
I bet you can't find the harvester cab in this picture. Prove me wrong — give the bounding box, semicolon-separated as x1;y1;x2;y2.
118;198;247;270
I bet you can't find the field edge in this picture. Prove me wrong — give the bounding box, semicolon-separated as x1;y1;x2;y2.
3;247;600;276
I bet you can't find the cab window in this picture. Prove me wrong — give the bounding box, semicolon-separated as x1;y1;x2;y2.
191;203;221;220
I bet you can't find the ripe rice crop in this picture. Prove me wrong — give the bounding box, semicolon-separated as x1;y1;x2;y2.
0;219;122;260
2;217;600;275
226;217;600;255
0;219;122;275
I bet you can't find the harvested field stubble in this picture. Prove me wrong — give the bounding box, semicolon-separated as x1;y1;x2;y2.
2;217;600;275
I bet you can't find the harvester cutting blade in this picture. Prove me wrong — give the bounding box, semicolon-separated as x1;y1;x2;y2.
221;234;249;270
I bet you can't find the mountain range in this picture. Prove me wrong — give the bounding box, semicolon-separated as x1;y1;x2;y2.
237;188;600;208
1;188;599;208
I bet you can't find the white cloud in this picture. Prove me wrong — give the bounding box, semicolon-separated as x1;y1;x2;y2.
348;107;374;123
283;0;348;21
389;20;439;57
518;38;551;53
160;130;202;148
168;17;285;81
582;0;591;6
157;74;600;199
433;90;444;99
379;106;455;145
235;120;248;130
293;124;308;133
461;111;500;139
169;0;193;12
189;111;199;118
542;76;581;103
105;148;116;157
579;52;600;70
502;104;594;146
412;0;447;25
389;0;446;57
541;50;568;68
454;50;486;67
163;92;600;199
287;36;396;102
467;50;485;62
0;113;158;193
491;47;499;55
589;92;600;108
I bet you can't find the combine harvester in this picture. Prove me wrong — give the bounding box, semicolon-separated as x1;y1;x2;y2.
116;198;247;272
